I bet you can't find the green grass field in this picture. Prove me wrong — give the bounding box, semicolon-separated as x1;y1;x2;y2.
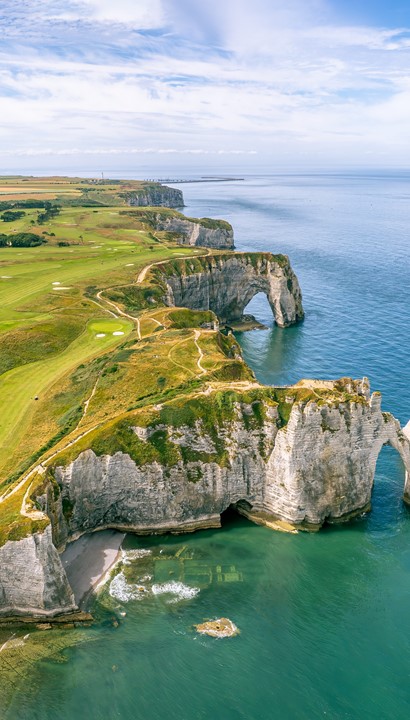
0;176;256;545
0;191;212;486
0;317;133;478
0;177;344;550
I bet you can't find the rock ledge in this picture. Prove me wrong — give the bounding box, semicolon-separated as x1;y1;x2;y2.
195;618;239;638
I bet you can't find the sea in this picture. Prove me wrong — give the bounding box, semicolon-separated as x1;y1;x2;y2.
5;172;410;720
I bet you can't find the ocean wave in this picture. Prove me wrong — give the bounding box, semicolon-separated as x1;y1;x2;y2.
109;571;199;605
151;582;200;602
109;572;148;602
122;548;152;565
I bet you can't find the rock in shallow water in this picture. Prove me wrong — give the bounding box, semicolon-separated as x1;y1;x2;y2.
195;618;239;638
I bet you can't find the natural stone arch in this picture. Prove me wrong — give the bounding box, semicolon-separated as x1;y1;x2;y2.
261;390;410;529
366;432;410;510
156;252;304;327
242;290;272;320
385;420;410;504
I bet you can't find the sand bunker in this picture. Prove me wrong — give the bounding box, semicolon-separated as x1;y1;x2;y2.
1;276;12;279
125;263;135;267
53;286;72;290
113;331;125;336
52;282;61;285
96;333;106;338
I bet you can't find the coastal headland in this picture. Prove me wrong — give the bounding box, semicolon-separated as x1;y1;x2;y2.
0;176;409;621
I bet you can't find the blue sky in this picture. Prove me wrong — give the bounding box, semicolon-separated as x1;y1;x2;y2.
1;0;410;171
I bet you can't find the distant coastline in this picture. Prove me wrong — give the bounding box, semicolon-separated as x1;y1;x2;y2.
153;177;245;184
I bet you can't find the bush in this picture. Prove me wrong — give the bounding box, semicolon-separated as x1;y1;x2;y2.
0;232;46;247
1;210;25;222
37;203;61;225
0;199;48;211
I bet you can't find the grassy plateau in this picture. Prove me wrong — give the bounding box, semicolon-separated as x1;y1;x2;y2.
0;176;358;548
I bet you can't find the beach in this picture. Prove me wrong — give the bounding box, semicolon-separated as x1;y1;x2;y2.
61;530;125;606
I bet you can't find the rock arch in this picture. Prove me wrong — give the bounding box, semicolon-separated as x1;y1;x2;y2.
2;380;410;618
261;389;410;529
156;252;304;327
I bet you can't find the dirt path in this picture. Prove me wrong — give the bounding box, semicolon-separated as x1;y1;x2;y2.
193;329;206;375
78;376;100;427
97;248;212;340
167;335;196;376
0;249;216;510
96;289;141;340
88;297;118;319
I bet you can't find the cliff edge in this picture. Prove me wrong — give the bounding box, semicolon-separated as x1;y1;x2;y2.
1;378;409;618
120;183;184;209
153;252;304;326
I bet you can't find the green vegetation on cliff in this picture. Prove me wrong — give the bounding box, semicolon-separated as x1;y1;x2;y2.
120;208;232;232
49;379;369;477
0;174;358;550
150;251;290;282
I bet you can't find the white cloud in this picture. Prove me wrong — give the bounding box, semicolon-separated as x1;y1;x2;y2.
78;0;164;26
1;0;410;168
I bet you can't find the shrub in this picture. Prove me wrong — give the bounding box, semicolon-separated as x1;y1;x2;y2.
1;210;25;222
0;232;46;247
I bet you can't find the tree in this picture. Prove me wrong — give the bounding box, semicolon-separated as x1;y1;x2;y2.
1;210;25;222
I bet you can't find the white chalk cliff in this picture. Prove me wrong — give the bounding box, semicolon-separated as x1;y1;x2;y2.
155;252;304;326
1;379;409;617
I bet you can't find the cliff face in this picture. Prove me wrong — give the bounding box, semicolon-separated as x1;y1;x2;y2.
48;381;410;540
262;391;410;527
2;380;410;617
0;526;75;617
155;253;304;327
153;213;234;249
124;184;184;208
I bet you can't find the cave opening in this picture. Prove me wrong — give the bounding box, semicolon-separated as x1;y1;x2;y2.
220;500;253;526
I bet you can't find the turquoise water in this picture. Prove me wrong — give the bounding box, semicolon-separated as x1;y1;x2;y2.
6;173;410;719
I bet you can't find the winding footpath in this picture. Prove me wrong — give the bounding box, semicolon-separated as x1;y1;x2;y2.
0;252;209;510
193;329;206;375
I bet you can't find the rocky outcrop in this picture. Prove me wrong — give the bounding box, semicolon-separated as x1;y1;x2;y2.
2;379;410;617
261;389;410;528
122;184;184;208
195;618;239;638
47;382;410;540
152;213;234;249
0;526;75;617
154;252;304;326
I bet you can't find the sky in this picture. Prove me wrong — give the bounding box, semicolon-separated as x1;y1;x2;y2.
1;0;410;173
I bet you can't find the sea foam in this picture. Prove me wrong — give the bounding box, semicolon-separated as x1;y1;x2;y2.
109;572;147;602
151;582;200;603
122;548;152;565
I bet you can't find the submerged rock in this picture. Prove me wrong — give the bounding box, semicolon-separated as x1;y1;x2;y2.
195;618;239;638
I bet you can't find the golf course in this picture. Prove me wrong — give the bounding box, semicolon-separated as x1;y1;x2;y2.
0;176;251;545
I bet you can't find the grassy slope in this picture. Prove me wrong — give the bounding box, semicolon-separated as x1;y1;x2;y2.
0;199;208;489
0;176;365;548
